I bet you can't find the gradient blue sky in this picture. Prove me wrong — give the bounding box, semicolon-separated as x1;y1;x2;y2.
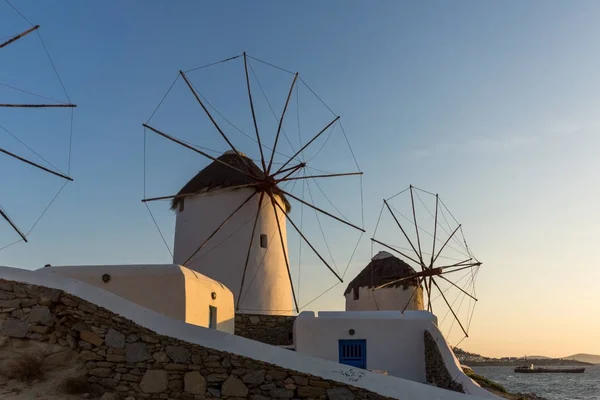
1;1;600;358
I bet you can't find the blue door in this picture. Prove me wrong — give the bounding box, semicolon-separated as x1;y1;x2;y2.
338;339;366;369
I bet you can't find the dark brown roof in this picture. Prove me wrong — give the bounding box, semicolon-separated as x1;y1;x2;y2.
344;253;420;295
171;152;291;212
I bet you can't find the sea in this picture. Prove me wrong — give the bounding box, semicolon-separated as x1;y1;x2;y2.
472;366;600;400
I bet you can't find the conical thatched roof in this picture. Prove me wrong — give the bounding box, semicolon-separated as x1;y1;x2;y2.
171;151;291;212
344;251;420;295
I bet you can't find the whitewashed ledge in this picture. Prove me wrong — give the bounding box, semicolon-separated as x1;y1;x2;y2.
0;265;490;400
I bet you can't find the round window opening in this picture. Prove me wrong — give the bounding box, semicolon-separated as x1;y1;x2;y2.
102;274;111;283
349;329;355;336
211;292;217;300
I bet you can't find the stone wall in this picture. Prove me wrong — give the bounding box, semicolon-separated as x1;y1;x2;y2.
0;279;389;399
234;313;295;346
423;330;464;393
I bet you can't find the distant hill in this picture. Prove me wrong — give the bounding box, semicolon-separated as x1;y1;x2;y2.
527;355;551;359
564;353;600;364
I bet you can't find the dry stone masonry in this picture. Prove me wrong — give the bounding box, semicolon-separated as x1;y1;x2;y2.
0;279;389;399
423;330;465;393
234;314;295;346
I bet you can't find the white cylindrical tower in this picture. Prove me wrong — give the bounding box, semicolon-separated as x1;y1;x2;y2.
172;151;294;316
344;251;424;311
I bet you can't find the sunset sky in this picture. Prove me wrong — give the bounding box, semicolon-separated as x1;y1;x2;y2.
1;1;600;358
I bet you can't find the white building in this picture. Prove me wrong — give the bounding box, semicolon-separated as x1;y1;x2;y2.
344;251;424;311
37;264;235;333
172;151;294;316
293;311;497;398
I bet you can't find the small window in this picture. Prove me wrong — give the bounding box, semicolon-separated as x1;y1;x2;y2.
260;234;268;248
353;288;359;300
178;198;185;213
209;306;217;329
339;339;367;369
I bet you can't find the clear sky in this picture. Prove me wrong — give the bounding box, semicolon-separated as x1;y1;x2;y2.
1;1;600;358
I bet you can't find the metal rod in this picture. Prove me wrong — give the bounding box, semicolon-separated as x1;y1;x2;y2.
431;224;462;265
0;147;73;181
369;238;422;266
179;71;256;177
183;191;257;266
383;200;422;262
430;194;439;268
141;183;260;203
274;116;340;175
0;25;39;50
0;209;27;242
409;185;425;268
280;188;365;232
431;277;469;337
142;124;258;181
236;192;265;311
269;194;299;312
0;103;76;108
273;199;343;283
267;72;298;174
438;275;478;301
278;171;363;182
243;52;267;172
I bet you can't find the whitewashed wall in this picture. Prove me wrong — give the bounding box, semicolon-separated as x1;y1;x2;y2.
345;286;424;311
173;188;294;315
36;264;235;333
0;266;494;400
294;311;436;382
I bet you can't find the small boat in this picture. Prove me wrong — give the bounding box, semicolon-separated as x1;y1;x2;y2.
514;364;585;374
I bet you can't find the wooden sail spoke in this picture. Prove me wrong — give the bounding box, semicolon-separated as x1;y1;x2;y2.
280;188;365;232
0;147;72;181
141;183;261;203
277;171;363;182
438;263;482;276
273;198;343;283
438;258;474;269
274;116;340;175
0;25;39;50
431;224;462;265
178;71;257;178
401;278;423;314
438;275;478;301
142;124;258;181
430;194;439;268
383;200;424;267
372;264;443;291
243;52;267;172
0;104;76;108
271;162;306;178
267;72;298;174
277;163;306;181
269;194;299;312
237;192;266;311
369;238;422;266
431;277;469;337
409;186;424;266
182;191;257;266
0;209;27;242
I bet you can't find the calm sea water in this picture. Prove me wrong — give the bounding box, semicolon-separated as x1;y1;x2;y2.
472;366;600;400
